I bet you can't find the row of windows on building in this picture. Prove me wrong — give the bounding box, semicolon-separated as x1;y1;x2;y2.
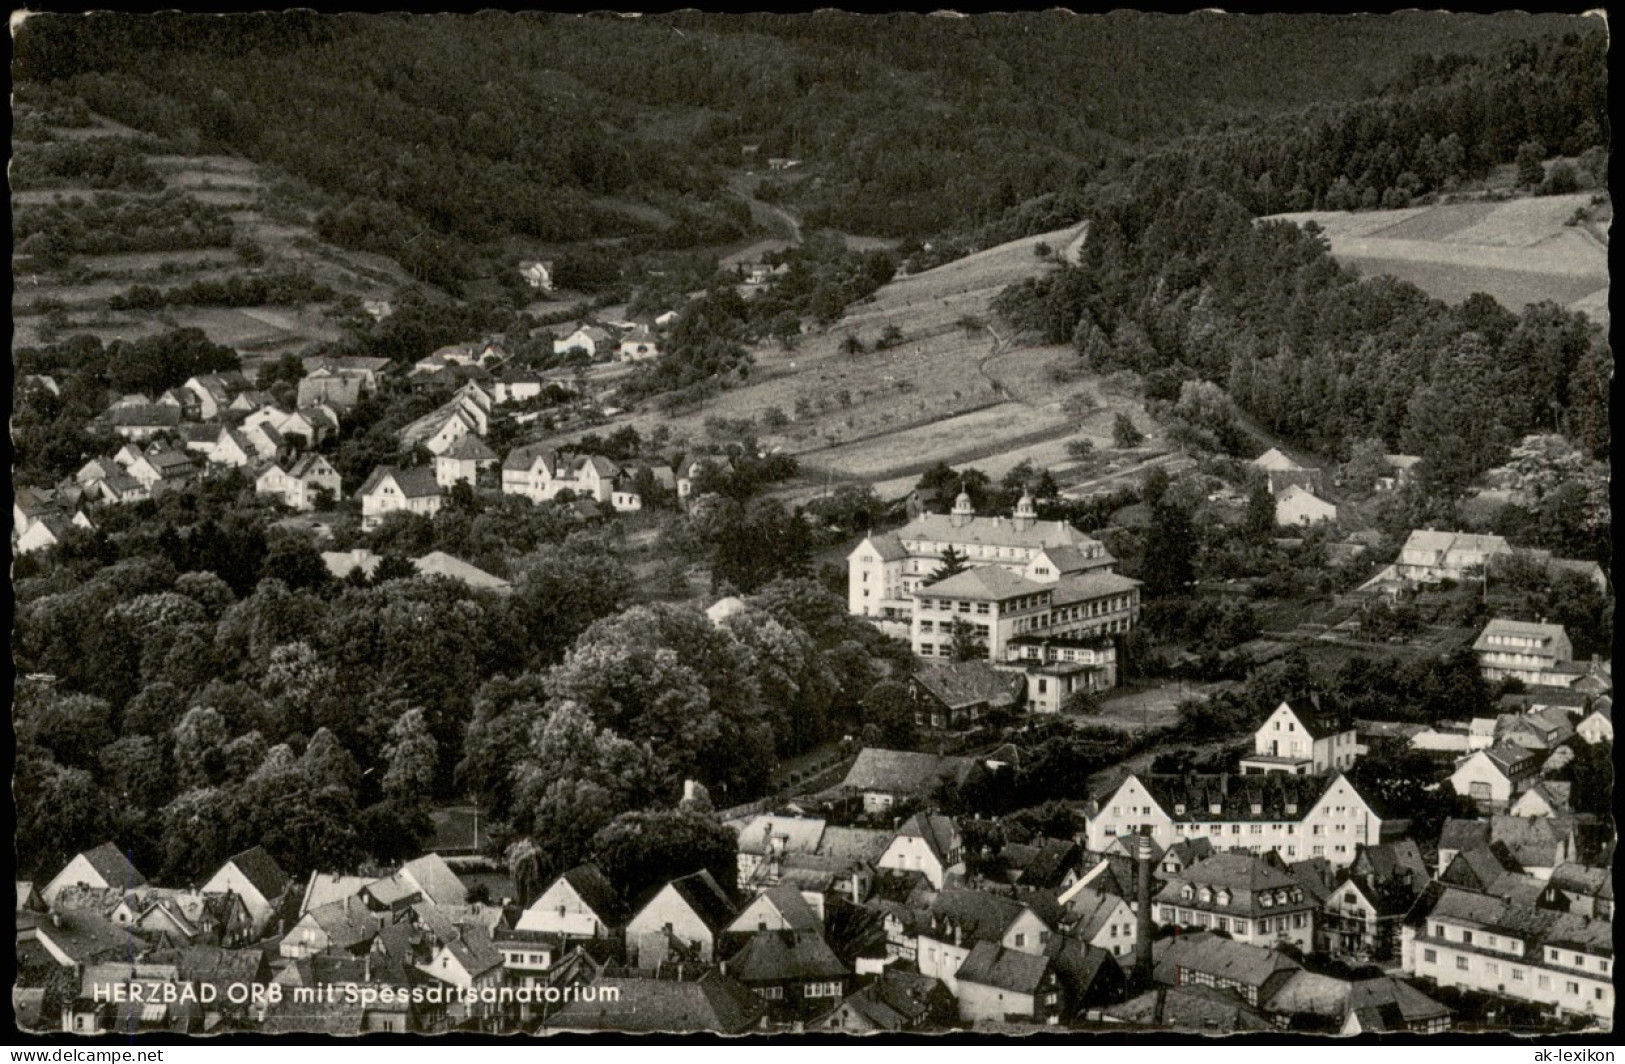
919;620;991;637
755;982;843;1001
1419;949;1607;1001
1427;927;1610;975
1160;908;1309;935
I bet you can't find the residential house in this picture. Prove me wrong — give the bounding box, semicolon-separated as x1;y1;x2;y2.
520;260;554;291
1252;448;1324;496
237;419;285;463
1475;619;1575;687
298;872;373;916
912;889;1056;994
183;374;245;420
22;909;146;971
1086;772;1382;867
954;940;1066;1024
1275;485;1337;527
1395;530;1514;585
813;969;956;1032
1339;976;1453;1034
501;447;621;505
280;895;383;959
724;929;850;1020
1002;635;1121;709
1374;454;1422;492
1497;708;1577;753
125;446;198;492
1403;886;1612;1021
492;366;546;405
1151;931;1300;1009
733;816;829;885
357;466;445;531
207;427;258;469
15;512;93;555
1575;700;1612;745
626;869;738;968
1051;887;1137;961
106;403;182;441
420;925;505;1029
200;847;290;938
725;884;823;939
297;369;366;411
1240;701;1360;776
42;843;147;909
837;748;977;815
609;462;679;512
434;433;498;489
908;662;1025;729
617;325;660;362
1448;743;1542;805
999;838;1081;892
131;890;254;949
88;472;150;506
1153;852;1317;952
515;865;626;939
76;457;121;486
1437;817;1575;881
553;325;612;360
1509;781;1573;819
676;454;734;502
876;813;964;890
1540;865;1613;921
65;963;196;1035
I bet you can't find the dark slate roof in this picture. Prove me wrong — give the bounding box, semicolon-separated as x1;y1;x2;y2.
1105;985;1272;1032
1134;773;1336;823
445;925;504;978
222;847;289;902
77;843;148;890
895;813;960;865
558;864;627;926
440;434;498;461
841;748;976;796
920;565;1045;601
356;465;441;500
955;940;1051;994
546;970;764;1033
912;662;1025;710
818;970;946;1031
924;889;1026;945
665;870;738;934
1548;863;1612;901
862;532;908;562
725;929;847;983
1152;931;1299;990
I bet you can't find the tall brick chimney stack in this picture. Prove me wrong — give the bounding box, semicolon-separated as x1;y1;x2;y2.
1133;826;1155;988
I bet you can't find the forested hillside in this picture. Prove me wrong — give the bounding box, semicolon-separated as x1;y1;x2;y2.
13;10;1595;289
994;30;1610;531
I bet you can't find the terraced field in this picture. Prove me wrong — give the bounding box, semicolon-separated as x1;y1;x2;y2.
1269;192;1609;326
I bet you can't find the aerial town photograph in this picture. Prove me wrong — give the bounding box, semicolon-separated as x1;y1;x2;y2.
7;9;1613;1046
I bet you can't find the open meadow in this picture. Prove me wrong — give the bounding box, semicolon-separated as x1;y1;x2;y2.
1268;192;1608;326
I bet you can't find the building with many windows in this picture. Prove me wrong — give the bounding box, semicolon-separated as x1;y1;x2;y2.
1240;702;1361;776
848;494;1139;669
1403;886;1612;1023
1153;852;1318;952
1473;619;1575;687
1087;773;1382;868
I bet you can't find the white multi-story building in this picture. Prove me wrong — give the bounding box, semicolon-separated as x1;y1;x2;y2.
501;447;621;505
848;494;1139;668
1474;619;1575;687
1404;887;1612;1025
1239;702;1361;776
1087;772;1381;868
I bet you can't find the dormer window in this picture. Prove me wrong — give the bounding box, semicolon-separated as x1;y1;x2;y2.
1285;804;1297;816
1198;887;1212;904
1250;804;1262;815
1174;804;1186;815
1181;886;1194;902
1260;894;1274;909
1210;804;1222;815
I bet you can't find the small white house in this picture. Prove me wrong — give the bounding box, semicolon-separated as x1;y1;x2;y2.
1447;744;1540;804
514;865;623;939
1275;485;1337;527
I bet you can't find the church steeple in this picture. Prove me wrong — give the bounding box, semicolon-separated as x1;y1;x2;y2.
950;490;976;528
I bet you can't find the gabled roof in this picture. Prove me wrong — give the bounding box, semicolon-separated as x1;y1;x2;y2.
1057;886;1128;941
1346;977;1451;1028
1400;529;1511;558
443;925;503;979
726;928;847;983
287;453;336;479
924;889;1027;945
748;884;822;934
300;872;371;914
1252;448;1304;472
912;662;1024;710
502;443;556;474
956;940;1051;994
660;870;737;934
840;748;976;796
300;897;382;950
399;853;467;907
413;551;511;591
1548;863;1612;901
439;434;497;461
33;909;146;965
735;815;826;858
1167;852;1301;894
1260;969;1349;1019
893;813;960;865
554;865;626;926
1152;931;1300;990
1441;845;1522;892
109;404;182;427
819;970;946;1030
220;847;289;901
72;843;148;890
357;465;442;500
1106;984;1272;1032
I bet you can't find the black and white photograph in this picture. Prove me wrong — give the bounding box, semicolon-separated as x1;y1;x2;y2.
8;9;1613;1044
